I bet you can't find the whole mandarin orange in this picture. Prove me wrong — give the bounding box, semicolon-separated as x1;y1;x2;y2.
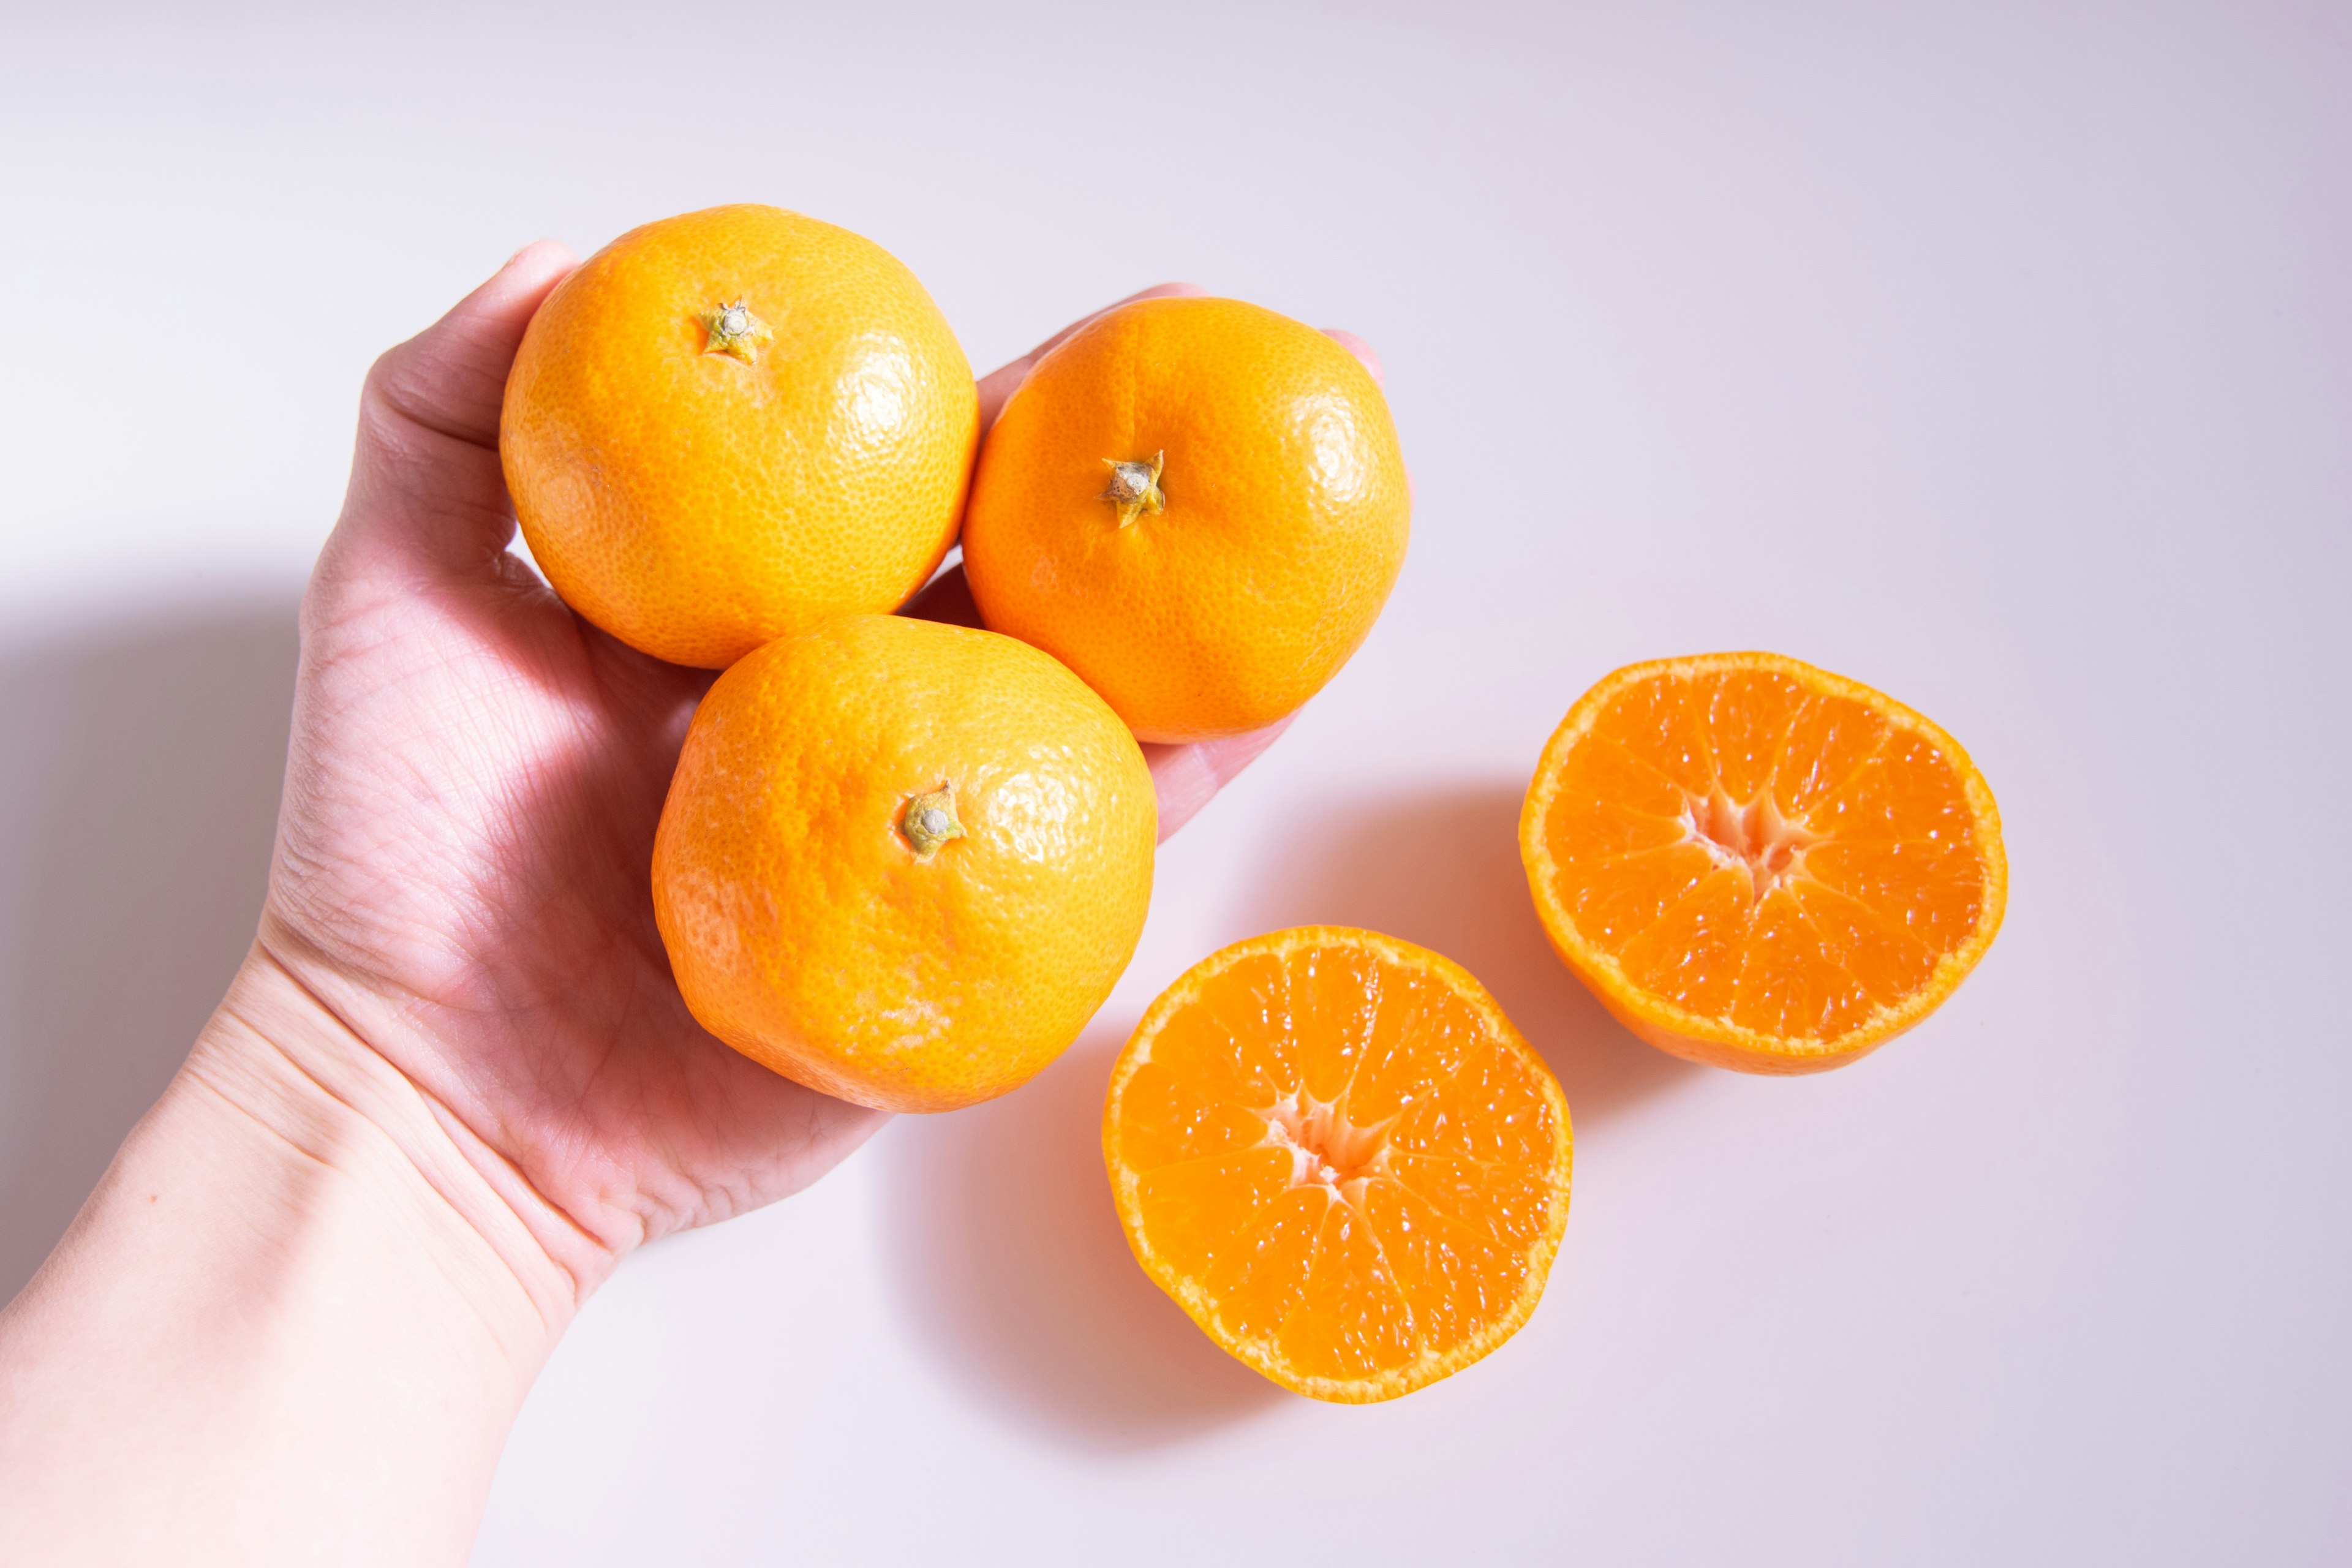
960;296;1410;743
502;205;977;669
652;614;1156;1113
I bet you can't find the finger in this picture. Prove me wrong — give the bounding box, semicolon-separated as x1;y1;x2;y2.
1321;328;1384;386
336;240;578;576
1145;716;1295;842
907;567;1289;837
899;560;983;628
976;281;1208;433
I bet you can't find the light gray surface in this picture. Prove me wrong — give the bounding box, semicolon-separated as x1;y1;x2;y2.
2;2;2345;1562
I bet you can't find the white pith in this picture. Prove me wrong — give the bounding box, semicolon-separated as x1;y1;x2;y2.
1256;1088;1394;1207
1680;783;1825;900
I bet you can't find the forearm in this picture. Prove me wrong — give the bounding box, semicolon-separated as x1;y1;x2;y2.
0;953;575;1567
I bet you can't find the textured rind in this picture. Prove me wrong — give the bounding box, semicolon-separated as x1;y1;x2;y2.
653;616;1156;1112
1102;926;1575;1403
502;203;979;669
962;296;1411;743
1518;651;2009;1073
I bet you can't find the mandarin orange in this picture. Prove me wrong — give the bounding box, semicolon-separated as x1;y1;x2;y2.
961;296;1410;743
1521;652;2007;1074
1104;927;1572;1403
653;614;1156;1112
502;204;977;669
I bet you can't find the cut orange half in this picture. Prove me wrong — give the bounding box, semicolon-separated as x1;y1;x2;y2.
1102;927;1573;1404
1521;652;2006;1074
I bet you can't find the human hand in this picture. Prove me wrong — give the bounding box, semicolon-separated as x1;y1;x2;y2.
243;252;1371;1306
0;244;1389;1564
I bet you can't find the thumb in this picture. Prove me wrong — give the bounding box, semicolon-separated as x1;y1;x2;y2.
332;240;576;579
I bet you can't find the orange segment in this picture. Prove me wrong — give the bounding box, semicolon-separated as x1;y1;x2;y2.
1103;927;1573;1403
1521;652;2006;1073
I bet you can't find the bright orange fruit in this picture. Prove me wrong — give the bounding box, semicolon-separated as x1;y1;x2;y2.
1103;927;1572;1403
654;615;1156;1112
1521;652;2007;1074
961;296;1410;744
502;204;977;668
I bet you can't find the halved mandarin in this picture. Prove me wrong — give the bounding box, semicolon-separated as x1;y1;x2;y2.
1521;652;2007;1074
1103;927;1573;1404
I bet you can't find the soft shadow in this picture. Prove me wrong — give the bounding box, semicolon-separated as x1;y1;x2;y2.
876;783;1697;1446
1238;782;1702;1128
0;598;299;1300
878;1024;1285;1450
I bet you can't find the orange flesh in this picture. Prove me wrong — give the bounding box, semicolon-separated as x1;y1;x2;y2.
1105;929;1572;1403
1525;654;2005;1069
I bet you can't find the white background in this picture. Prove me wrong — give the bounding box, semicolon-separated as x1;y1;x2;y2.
2;2;2346;1561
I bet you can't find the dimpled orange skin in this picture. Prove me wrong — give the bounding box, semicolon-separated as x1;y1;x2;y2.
961;296;1410;744
1521;652;2007;1074
652;615;1156;1113
501;205;978;669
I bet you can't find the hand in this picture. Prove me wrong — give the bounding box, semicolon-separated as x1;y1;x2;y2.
0;243;1389;1564
244;251;1342;1303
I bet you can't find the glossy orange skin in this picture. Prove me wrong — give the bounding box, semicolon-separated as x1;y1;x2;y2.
1521;652;2007;1073
502;205;978;669
653;615;1156;1112
962;296;1410;743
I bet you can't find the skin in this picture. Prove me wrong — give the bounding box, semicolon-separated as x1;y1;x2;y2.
0;244;1383;1564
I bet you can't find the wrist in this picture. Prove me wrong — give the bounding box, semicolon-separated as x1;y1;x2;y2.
193;945;590;1364
0;948;578;1562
